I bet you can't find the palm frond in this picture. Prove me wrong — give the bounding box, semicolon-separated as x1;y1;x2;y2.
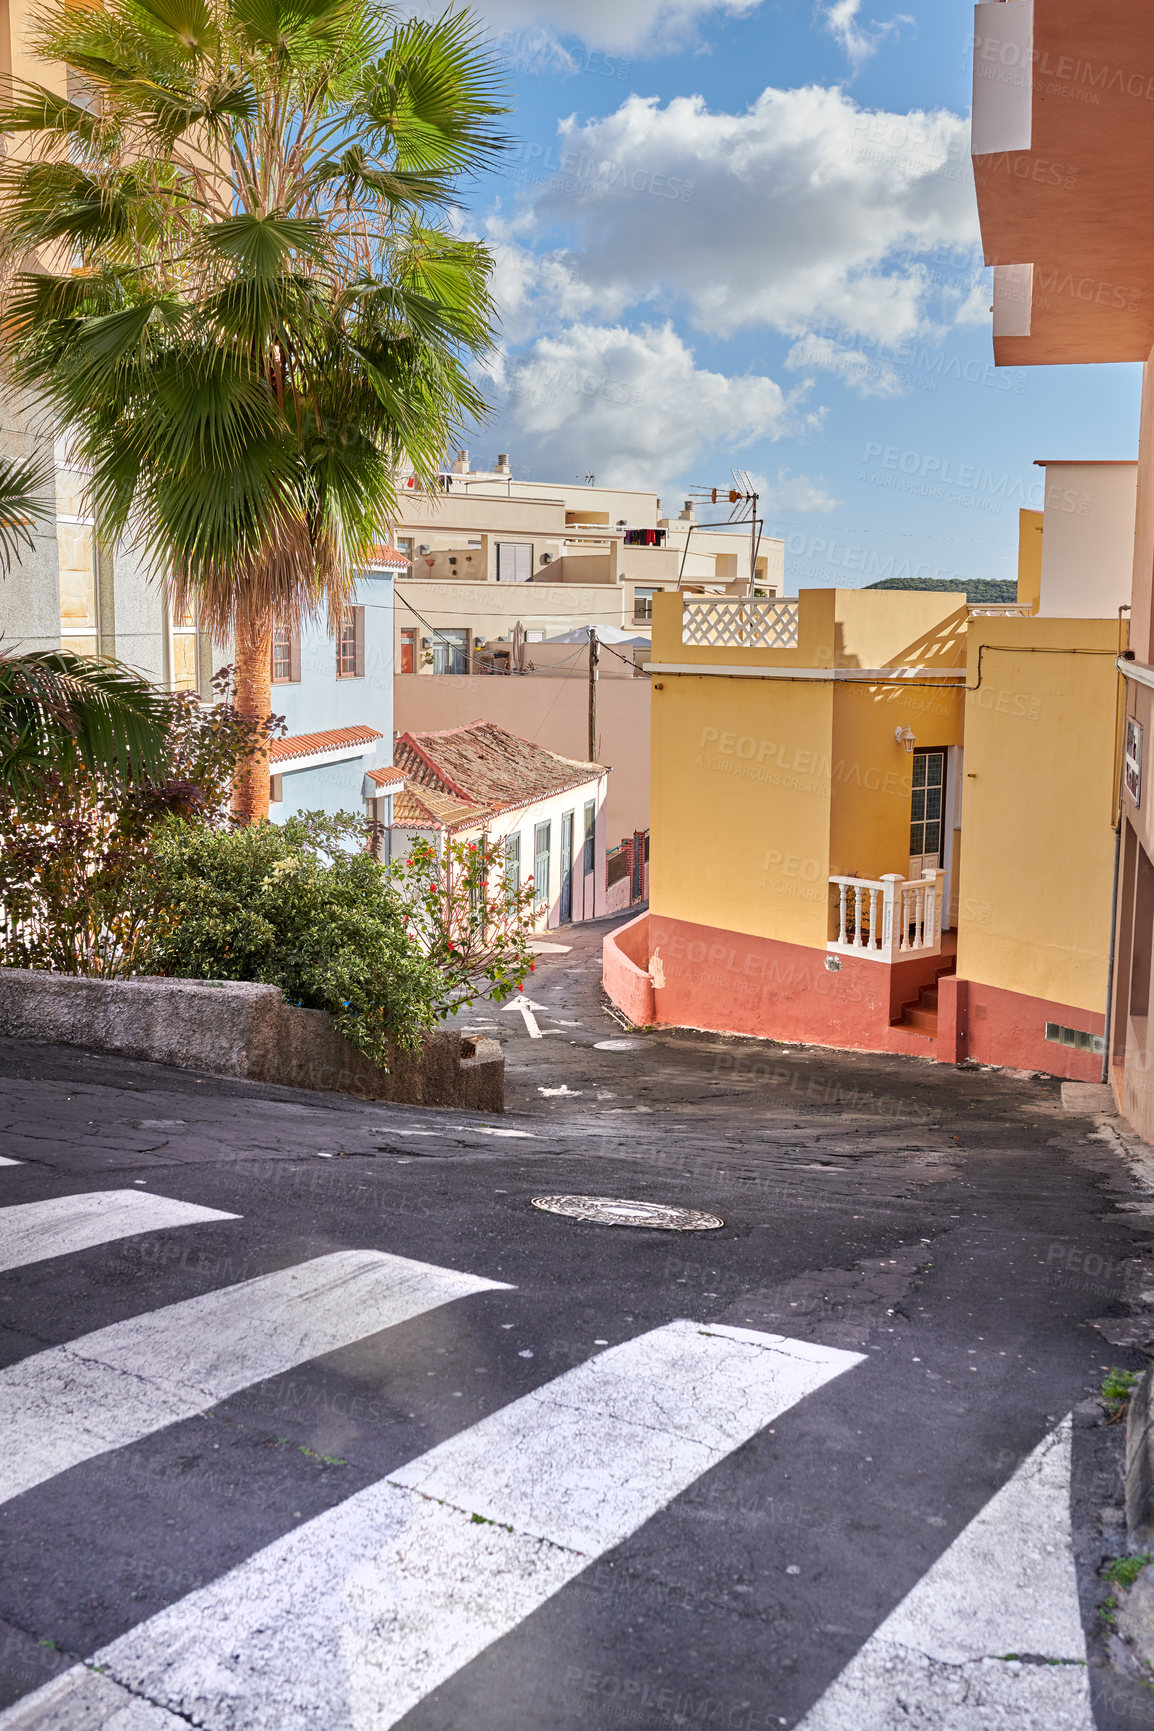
0;648;176;790
0;452;53;576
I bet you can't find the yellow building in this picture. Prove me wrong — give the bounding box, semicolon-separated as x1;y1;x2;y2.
604;488;1127;1078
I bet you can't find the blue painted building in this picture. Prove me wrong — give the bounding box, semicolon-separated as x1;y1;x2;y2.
267;548;407;829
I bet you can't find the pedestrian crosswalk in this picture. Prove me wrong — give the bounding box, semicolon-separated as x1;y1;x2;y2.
0;1190;235;1273
796;1419;1092;1731
0;1182;1095;1731
0;1249;508;1506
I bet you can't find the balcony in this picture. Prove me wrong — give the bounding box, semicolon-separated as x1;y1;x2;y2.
681;598;799;650
828;871;943;962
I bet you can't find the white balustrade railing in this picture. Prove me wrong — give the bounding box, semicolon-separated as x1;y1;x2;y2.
828;870;942;961
682;597;799;650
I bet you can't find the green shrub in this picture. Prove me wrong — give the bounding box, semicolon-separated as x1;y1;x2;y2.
143;813;442;1066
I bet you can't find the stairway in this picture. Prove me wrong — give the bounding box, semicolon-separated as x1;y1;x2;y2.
897;966;955;1039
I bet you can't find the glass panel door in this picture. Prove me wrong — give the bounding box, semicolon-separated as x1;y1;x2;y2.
559;810;574;923
533;821;551;912
909;749;945;878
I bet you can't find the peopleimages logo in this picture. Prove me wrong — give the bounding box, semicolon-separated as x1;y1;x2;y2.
861;443;1045;508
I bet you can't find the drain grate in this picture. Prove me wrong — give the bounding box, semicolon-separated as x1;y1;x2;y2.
594;1039;646;1052
530;1195;723;1231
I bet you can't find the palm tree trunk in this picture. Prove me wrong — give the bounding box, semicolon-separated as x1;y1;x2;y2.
232;601;273;824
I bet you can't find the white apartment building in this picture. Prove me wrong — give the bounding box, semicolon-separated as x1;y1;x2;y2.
391;453;785;675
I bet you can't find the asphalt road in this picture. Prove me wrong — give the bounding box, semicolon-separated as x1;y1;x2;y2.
0;913;1152;1729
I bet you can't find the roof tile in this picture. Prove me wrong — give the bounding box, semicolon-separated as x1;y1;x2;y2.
269;726;382;764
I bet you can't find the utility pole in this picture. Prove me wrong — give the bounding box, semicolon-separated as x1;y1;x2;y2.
749;491;760;598
588;627;599;762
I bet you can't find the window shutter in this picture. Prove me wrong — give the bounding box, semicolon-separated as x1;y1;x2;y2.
354;606;365;678
290;623;301;683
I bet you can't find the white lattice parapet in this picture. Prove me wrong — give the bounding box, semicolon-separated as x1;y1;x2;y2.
682;598;800;650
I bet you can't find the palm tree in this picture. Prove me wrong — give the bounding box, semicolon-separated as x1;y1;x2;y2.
0;450;174;790
0;0;505;821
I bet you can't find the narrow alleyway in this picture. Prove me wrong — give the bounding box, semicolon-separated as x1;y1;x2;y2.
0;914;1151;1729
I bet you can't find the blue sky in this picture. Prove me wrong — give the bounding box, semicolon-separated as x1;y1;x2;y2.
449;0;1140;593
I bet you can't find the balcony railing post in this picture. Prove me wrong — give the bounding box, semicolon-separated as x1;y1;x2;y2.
880;874;902;960
837;881;848;947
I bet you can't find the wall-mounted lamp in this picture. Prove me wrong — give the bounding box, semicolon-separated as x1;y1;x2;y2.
894;726;916;753
418;543;431;555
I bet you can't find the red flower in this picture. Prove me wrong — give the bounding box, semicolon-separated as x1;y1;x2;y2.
529;962;535;972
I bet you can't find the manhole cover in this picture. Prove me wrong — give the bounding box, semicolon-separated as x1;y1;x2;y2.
594;1038;645;1051
530;1195;723;1231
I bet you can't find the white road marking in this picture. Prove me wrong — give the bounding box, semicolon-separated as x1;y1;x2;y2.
14;1324;862;1731
796;1417;1092;1731
0;1157;21;1167
0;1250;509;1507
504;995;549;1038
0;1191;237;1274
538;1085;582;1097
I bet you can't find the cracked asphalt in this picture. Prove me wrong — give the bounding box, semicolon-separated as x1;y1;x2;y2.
0;913;1152;1728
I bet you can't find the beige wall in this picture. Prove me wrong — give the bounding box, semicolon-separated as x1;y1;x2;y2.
957;615;1120;1012
1038;462;1137;619
393;673;650;841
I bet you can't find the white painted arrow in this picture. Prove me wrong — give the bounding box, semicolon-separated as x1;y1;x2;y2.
503;994;550;1038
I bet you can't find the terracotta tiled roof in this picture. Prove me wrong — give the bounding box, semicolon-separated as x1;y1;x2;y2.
365;763;405;788
394;722;605;816
394;785;482;830
364;544;410;570
269;726;382;764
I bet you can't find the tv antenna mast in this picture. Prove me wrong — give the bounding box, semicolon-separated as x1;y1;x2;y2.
687;469;763;597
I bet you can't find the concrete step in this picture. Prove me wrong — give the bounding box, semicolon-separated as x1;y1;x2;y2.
901;1005;939;1034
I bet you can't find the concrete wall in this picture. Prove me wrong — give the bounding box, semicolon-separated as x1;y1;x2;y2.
0;970;504;1110
1038;461;1137;619
394;672;649;837
957;614;1120;1017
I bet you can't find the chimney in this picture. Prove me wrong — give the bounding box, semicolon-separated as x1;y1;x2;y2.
452;449;470;475
496;452;510;475
679;499;696;522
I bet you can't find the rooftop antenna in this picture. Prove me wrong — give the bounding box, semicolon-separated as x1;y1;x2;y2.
687;468;762;596
579;470;596;486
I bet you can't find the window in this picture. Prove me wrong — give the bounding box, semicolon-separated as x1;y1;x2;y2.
271;624;300;684
533;820;551;910
336;605;365;678
56;471;98;656
505;832;521;905
496;542;533;583
400;627;417;674
169;599;199;692
432;627;469;675
909;749;945;864
583;800;596;875
633;587;657;621
396;537;414;565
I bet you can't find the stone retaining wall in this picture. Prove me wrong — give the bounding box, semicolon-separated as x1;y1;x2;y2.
0;970;503;1112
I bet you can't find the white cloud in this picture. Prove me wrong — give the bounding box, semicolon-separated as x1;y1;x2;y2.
824;0;913;69
509;85;979;345
491;321;821;492
751;468;841;513
785;332;904;397
411;0;763;55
